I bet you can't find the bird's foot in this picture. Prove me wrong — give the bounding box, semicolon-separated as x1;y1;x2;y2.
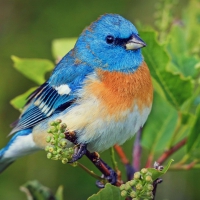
68;143;87;163
96;161;117;188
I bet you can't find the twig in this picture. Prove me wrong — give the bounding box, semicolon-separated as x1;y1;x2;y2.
110;147;122;183
170;159;199;170
114;145;134;181
157;137;187;165
114;144;129;165
133;127;142;171
64;130;122;186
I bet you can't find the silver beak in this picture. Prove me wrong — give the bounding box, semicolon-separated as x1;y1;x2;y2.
125;34;146;50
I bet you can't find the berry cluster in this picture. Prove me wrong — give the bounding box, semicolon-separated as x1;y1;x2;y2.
120;168;154;200
45;119;75;164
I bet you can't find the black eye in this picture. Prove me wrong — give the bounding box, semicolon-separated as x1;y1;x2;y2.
106;35;115;44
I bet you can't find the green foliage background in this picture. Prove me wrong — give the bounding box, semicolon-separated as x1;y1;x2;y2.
1;0;200;200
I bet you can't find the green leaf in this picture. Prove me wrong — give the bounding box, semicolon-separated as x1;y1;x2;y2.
141;31;193;109
141;91;178;152
11;56;54;84
183;0;200;55
148;159;174;180
52;38;77;59
187;105;200;152
167;25;200;78
20;180;54;200
88;184;123;200
55;185;64;200
10;87;38;111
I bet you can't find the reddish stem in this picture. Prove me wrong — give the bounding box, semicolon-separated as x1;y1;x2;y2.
157;138;187;165
114;144;129;165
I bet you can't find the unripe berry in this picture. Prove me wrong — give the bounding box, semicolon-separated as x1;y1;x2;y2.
48;146;54;153
120;190;127;197
141;168;148;174
51;139;56;145
55;119;62;124
45;146;50;152
125;182;131;190
129;180;137;186
145;176;153;183
62;158;68;164
130;191;136;198
46;136;51;143
136;183;142;190
47;153;52;159
119;184;125;190
134;172;141;179
147;184;154;191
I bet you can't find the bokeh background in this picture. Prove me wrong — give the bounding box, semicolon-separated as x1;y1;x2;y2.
1;0;199;199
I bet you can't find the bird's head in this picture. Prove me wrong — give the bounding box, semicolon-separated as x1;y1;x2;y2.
75;14;146;73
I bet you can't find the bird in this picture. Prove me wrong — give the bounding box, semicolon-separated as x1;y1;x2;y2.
0;14;153;174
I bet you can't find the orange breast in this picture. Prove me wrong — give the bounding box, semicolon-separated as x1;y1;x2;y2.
85;62;153;115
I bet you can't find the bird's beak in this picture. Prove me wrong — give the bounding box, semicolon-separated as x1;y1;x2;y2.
125;34;146;50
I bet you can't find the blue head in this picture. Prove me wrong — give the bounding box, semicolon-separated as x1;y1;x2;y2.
74;14;146;73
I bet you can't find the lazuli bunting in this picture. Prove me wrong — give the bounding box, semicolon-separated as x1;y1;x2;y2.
0;14;153;173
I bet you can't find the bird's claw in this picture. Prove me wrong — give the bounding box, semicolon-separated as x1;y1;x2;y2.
95;163;117;188
68;143;87;163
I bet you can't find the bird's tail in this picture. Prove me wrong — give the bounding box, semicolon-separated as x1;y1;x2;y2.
0;129;40;174
0;149;14;173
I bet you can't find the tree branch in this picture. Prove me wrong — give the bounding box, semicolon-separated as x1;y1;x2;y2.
157;138;187;165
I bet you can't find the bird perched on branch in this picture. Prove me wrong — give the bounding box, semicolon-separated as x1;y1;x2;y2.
0;14;153;176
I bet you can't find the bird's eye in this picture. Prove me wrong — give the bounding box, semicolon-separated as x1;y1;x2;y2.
106;35;115;44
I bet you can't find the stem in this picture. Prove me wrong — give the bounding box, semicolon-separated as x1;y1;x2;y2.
157;137;187;165
170;159;199;170
110;147;118;171
77;162;103;181
114;144;134;181
114;144;129;165
145;153;154;168
133;128;142;171
110;147;122;184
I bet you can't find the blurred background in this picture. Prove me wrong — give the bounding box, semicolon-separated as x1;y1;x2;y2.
1;0;199;199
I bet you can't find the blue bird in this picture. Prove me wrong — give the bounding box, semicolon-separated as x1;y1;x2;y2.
0;14;153;173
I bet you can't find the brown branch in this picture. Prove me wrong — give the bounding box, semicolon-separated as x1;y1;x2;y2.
157;138;187;165
64;130;122;186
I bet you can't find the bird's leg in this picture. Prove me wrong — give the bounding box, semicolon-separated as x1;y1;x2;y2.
70;143;87;163
64;130;119;187
85;152;119;188
64;130;87;162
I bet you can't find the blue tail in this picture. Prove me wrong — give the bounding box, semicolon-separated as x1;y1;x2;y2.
0;129;40;173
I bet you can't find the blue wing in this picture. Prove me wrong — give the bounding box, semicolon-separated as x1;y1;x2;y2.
10;50;94;134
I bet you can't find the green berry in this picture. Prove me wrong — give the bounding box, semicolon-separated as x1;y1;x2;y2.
146;191;153;196
53;150;57;155
45;146;50;152
120;190;127;197
130;191;136;198
51;139;56;145
68;147;74;153
134;172;141;179
145;176;153;183
59;133;65;139
125;182;131;190
48;146;54;153
62;158;68;164
119;184;125;190
129;180;137;186
57;148;63;154
60;139;67;147
141;168;148;174
136;183;142;190
132;198;139;200
46;136;51;143
147;184;154;191
47;153;52;159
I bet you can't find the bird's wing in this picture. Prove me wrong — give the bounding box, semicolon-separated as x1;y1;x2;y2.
10;52;93;134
